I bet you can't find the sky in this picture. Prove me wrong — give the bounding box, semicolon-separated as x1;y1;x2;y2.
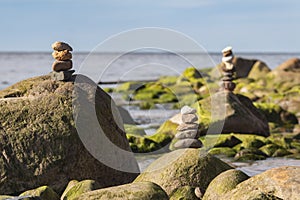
1;0;300;52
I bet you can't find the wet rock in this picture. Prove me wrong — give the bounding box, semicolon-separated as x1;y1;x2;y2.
51;41;73;51
52;60;72;72
52;50;72;61
134;149;233;196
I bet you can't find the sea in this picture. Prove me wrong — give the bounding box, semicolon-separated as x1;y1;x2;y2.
1;52;300;176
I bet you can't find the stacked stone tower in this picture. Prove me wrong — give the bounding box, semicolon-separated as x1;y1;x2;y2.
221;46;236;92
50;41;75;81
173;106;203;149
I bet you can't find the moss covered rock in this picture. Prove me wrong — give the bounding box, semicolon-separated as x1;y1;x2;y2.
247;61;271;80
124;124;146;136
73;182;168;200
234;148;267;161
127;134;162;153
221;166;300;200
0;196;14;200
0;75;139;195
62;180;100;200
208;147;236;157
134;149;233;195
169;186;199;200
197;91;270;136
61;180;79;200
19;186;59;200
202;169;249;200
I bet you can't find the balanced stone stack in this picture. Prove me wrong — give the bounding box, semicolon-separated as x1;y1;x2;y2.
173;106;203;149
50;41;75;81
221;46;236;92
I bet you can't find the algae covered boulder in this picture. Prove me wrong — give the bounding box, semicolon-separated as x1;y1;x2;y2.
61;180;100;200
202;169;249;200
222;166;300;200
19;186;59;200
169;186;199;200
0;75;139;195
198;91;270;136
134;149;233;195
73;182;168;200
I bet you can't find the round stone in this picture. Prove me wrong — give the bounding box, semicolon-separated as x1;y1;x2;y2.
181;113;198;124
177;123;199;131
52;60;72;72
174;139;203;149
52;50;72;61
175;129;198;139
51;41;73;51
181;106;197;115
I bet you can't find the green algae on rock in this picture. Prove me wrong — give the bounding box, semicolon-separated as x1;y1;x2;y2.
19;186;60;200
0;75;139;195
73;182;168;200
62;180;100;200
202;169;249;200
134;149;233;196
169;186;199;200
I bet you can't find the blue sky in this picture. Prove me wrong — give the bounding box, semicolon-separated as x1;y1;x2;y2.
1;0;300;52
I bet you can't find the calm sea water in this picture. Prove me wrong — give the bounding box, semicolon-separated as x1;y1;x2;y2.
1;52;300;90
1;52;300;175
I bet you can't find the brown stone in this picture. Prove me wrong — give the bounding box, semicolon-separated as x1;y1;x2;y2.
52;50;72;61
276;58;300;72
51;41;73;51
52;60;72;72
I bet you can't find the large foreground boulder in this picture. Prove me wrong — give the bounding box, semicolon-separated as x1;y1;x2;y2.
221;166;300;200
134;149;233;196
198;91;270;136
0;75;139;195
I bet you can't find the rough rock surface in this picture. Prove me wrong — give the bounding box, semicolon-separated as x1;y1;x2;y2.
0;75;139;195
52;60;73;72
134;149;233;196
73;182;169;200
52;50;72;61
198;91;270;136
51;41;73;51
221;166;300;200
19;186;60;200
202;169;249;200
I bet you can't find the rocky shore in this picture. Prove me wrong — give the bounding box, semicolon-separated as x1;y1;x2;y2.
0;51;299;199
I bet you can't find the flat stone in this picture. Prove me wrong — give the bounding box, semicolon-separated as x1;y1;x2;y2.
181;113;198;124
51;41;73;51
52;60;72;72
175;129;198;139
52;50;72;61
50;70;75;81
174;139;202;149
181;106;196;115
177;123;198;131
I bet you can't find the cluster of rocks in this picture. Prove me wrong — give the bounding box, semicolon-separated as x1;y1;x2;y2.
50;41;75;81
173;106;203;149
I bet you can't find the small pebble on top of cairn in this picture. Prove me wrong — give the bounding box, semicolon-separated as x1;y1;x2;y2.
173;106;203;149
50;41;75;81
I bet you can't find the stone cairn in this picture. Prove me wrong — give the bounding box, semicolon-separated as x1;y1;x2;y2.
221;46;236;92
173;105;203;149
50;41;75;81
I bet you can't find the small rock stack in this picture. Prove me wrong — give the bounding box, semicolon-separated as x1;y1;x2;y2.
221;46;236;92
173;106;203;149
50;41;75;81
